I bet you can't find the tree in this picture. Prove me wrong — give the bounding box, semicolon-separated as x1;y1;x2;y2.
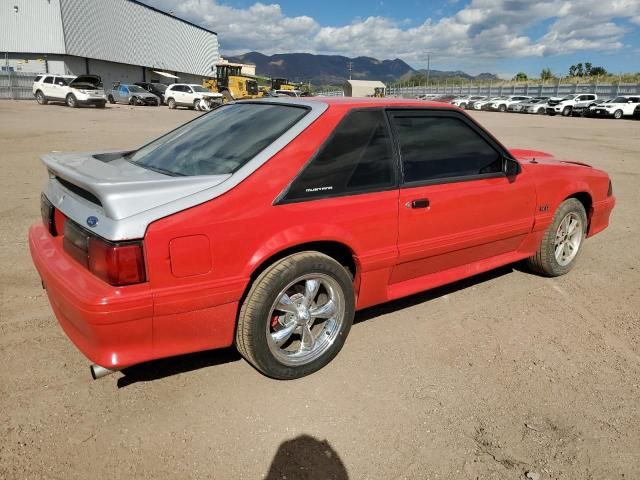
590;66;607;76
540;68;554;81
585;62;592;76
576;63;584;77
513;72;528;81
569;64;577;77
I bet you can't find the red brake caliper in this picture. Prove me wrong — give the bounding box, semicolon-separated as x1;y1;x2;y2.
271;314;281;328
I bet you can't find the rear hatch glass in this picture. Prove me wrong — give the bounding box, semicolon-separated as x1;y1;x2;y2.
125;103;308;176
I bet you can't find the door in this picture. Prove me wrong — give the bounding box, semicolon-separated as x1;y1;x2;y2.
49;76;66;100
388;110;536;284
41;76;54;97
118;85;129;103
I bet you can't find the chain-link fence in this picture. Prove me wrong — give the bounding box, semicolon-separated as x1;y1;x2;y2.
0;71;39;100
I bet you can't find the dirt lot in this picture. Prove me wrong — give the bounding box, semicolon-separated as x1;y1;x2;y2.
0;100;638;479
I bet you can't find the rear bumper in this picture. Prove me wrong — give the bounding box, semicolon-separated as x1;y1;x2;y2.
588;196;616;238
29;223;237;369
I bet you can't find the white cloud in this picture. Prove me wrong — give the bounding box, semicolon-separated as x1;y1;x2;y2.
143;0;640;68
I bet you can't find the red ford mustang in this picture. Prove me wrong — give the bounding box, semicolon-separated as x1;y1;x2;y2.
29;98;615;380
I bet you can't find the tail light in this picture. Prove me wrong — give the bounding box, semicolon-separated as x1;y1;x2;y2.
40;194;67;235
63;220;146;286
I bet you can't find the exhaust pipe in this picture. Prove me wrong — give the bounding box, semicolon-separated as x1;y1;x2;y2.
90;364;118;380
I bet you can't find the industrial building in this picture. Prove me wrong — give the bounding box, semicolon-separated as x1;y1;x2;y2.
343;80;387;98
0;0;220;89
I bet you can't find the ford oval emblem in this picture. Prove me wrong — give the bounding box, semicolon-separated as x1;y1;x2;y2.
86;216;98;228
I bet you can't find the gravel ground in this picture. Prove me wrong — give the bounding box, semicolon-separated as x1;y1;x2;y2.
0;100;638;480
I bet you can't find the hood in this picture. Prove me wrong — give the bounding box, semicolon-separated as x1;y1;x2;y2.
509;149;592;168
42;151;230;221
69;75;102;89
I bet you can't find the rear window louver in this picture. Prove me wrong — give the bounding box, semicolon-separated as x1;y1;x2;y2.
55;177;103;207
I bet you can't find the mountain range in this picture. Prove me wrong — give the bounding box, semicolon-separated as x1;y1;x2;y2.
226;52;500;86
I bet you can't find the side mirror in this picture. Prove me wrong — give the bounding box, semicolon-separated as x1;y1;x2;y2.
503;157;521;177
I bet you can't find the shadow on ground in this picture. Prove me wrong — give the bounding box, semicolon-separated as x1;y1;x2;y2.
265;435;348;480
117;347;241;388
116;264;518;386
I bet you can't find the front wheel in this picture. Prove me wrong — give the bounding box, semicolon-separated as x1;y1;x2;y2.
167;98;176;109
526;198;587;277
498;104;506;112
613;109;623;119
236;252;355;379
562;107;572;116
107;95;115;104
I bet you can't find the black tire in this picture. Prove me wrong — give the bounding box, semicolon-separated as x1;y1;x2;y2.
191;99;199;110
96;101;106;109
236;252;355;379
66;94;77;108
498;104;506;112
107;95;115;104
222;90;234;103
35;90;48;105
562;106;571;116
613;109;623;119
167;98;176;109
526;198;587;277
548;111;556;116
129;96;137;106
537;107;545;114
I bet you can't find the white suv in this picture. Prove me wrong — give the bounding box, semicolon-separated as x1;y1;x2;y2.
592;96;640;119
489;96;531;112
33;74;107;108
546;93;597;116
164;84;223;109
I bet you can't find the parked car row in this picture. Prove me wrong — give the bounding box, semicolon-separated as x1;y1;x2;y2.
418;92;640;120
33;74;226;111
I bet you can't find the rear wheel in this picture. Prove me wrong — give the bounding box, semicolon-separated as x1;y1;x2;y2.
562;106;572;116
498;104;507;112
107;95;115;104
526;199;587;277
613;109;623;119
167;98;176;109
66;94;77;108
35;90;47;105
236;252;355;379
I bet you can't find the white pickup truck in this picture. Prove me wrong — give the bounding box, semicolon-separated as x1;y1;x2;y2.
546;93;597;116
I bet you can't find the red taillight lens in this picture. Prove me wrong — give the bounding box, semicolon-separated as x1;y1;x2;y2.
40;194;54;233
63;220;146;286
88;238;146;286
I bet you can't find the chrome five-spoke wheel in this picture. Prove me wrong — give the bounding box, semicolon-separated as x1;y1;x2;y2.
554;212;583;266
236;251;355;379
267;275;345;366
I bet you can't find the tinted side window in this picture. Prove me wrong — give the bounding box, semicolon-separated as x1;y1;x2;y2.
391;115;502;184
285;110;395;201
34;75;43;82
43;76;53;84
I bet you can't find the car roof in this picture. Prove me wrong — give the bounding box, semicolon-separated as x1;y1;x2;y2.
246;97;460;111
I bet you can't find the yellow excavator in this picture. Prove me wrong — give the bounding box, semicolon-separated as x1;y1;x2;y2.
203;63;262;102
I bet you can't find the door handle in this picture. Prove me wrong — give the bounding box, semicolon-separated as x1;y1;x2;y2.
406;198;430;209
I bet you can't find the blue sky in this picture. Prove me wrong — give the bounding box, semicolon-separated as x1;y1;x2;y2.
147;0;640;78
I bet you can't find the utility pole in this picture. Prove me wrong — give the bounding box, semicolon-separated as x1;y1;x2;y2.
424;52;432;90
347;61;353;80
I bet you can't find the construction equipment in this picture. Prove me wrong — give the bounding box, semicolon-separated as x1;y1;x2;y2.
203;63;261;102
271;78;296;92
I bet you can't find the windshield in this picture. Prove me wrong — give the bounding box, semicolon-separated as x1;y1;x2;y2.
560;95;578;101
128;85;146;93
191;85;209;93
611;97;628;103
127;103;308;176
